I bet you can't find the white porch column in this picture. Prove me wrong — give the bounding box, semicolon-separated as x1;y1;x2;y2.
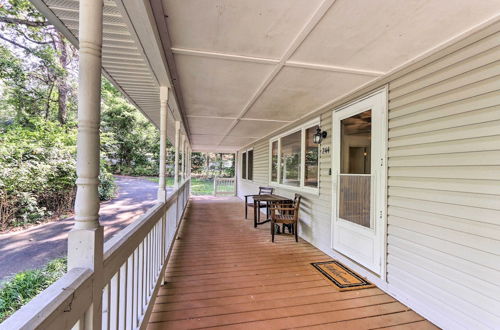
68;0;104;328
157;87;169;202
173;121;180;188
180;135;185;182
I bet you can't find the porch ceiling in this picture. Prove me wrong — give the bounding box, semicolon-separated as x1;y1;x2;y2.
162;0;500;151
32;0;500;153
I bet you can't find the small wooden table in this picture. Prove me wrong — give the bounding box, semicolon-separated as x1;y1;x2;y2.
252;194;293;228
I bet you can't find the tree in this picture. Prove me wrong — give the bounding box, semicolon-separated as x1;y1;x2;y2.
101;79;162;176
0;0;77;124
191;152;206;174
0;0;162;178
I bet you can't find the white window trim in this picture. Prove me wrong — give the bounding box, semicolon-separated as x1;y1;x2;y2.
241;151;247;180
268;118;320;195
241;147;254;182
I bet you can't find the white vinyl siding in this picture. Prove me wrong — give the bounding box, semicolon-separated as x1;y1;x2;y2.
386;26;500;328
237;22;500;329
238;113;332;250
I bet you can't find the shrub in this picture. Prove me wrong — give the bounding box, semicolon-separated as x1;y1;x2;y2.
0;257;67;322
99;162;117;201
0;120;115;230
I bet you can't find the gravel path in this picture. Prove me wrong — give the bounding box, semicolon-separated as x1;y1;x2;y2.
0;176;168;282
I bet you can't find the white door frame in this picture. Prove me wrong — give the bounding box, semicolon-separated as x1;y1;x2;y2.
330;87;388;278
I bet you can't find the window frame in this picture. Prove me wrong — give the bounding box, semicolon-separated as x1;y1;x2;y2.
270;139;280;183
241;148;254;181
268;118;320;195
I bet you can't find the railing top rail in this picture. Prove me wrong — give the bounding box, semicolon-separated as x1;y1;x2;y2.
2;178;191;330
103;178;190;282
1;268;93;330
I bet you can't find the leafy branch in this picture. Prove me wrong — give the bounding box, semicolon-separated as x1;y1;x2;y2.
0;16;48;27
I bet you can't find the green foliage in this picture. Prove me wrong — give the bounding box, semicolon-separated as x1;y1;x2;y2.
0;120;76;229
0;0;78;125
0;120;115;230
0;1;163;229
101;80;161;177
191;152;235;178
0;257;67;322
98;162;117;201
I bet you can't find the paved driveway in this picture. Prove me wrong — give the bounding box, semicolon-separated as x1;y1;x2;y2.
0;176;169;282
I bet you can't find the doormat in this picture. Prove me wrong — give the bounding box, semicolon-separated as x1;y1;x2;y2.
311;260;375;291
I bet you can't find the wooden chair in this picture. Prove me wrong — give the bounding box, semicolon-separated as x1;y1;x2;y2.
270;194;302;242
244;187;274;219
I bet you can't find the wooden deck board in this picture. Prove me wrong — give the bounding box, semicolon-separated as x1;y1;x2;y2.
147;196;437;329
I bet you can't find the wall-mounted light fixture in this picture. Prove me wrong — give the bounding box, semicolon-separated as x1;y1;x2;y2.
313;127;327;144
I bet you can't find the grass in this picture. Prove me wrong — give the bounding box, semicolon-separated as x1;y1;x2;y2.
190;178;215;195
145;177;217;195
0;257;67;322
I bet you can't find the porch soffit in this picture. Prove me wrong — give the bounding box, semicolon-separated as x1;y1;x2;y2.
31;0;189;146
161;0;500;152
33;0;500;153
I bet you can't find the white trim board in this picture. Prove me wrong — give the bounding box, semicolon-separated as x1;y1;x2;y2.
330;87;388;277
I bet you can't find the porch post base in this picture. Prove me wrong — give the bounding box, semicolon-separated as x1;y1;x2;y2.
157;189;168;203
68;226;104;329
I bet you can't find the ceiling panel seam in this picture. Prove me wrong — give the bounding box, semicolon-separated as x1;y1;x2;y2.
215;0;337;147
171;47;385;77
187;115;291;123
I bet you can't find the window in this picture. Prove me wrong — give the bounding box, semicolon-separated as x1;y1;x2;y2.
241;149;253;180
241;152;247;179
280;130;301;187
247;149;254;181
304;125;319;187
269;119;320;192
271;141;278;182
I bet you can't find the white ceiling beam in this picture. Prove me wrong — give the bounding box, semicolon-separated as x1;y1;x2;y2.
216;0;337;146
170;47;383;78
284;61;384;77
239;117;292;123
187;115;291;123
187;115;237;120
171;47;280;65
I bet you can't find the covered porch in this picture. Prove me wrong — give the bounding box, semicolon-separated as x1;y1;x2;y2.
147;197;435;329
2;0;499;329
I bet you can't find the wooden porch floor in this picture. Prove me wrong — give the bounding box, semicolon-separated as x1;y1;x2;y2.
147;196;437;329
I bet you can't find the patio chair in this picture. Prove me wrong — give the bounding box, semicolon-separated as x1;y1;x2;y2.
270;194;302;242
244;187;274;219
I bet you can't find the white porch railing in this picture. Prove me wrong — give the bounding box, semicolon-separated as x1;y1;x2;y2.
213;177;236;196
1;179;190;330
